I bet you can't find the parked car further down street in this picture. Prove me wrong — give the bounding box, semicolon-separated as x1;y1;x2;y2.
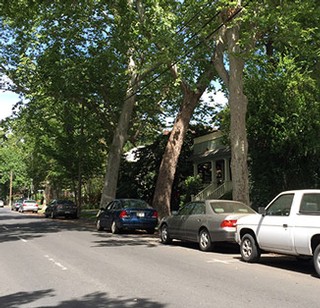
45;199;78;219
159;200;257;252
96;199;158;234
19;199;38;213
12;198;24;211
0;200;4;207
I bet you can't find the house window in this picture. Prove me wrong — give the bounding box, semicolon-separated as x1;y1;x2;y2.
198;162;212;184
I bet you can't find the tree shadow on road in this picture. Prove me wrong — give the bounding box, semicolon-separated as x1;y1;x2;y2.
163;240;240;254
92;231;159;248
235;254;317;278
0;213;95;244
0;290;166;308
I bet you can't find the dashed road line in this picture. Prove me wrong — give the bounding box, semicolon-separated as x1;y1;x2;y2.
17;236;27;242
207;258;238;264
44;255;68;271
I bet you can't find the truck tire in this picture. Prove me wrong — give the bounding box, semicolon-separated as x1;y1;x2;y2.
313;243;320;277
240;234;261;263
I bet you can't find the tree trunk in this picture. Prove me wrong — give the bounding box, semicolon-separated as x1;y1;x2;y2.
152;90;201;218
227;22;250;205
100;55;139;207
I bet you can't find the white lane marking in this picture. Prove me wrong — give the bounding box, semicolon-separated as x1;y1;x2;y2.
17;236;27;242
207;259;237;264
44;255;68;271
2;226;27;242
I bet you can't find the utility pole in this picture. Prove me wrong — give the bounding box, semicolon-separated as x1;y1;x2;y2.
9;170;13;208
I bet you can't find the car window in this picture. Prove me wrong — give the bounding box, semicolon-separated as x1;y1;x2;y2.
210;201;255;214
191;202;206;215
300;193;320;215
122;199;150;209
178;203;195;215
107;202;116;210
266;194;294;216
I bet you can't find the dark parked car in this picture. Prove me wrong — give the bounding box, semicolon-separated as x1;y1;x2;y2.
45;199;78;219
11;198;24;211
96;199;158;234
159;200;256;252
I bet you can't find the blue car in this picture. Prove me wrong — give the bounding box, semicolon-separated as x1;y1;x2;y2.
96;199;158;234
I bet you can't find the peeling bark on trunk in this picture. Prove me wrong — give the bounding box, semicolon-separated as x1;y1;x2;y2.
100;55;139;207
152;90;202;218
227;23;250;206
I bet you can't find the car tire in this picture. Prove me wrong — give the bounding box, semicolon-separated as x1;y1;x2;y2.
240;233;261;262
199;228;213;252
313;243;320;277
160;224;172;244
111;221;119;234
96;219;104;231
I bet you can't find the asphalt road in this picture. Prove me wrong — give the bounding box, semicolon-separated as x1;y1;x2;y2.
1;206;319;308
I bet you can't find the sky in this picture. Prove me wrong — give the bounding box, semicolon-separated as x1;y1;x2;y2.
0;89;227;122
0;91;20;120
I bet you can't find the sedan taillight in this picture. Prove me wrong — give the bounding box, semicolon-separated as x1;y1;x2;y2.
152;211;158;219
220;220;237;228
119;210;129;218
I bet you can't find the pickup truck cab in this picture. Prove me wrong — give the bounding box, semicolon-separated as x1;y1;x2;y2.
235;189;320;277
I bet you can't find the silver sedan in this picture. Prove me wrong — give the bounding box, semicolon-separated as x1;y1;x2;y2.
159;200;257;252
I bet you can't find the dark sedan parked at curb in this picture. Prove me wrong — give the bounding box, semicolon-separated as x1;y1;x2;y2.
11;198;24;211
45;199;78;219
96;199;158;234
159;200;256;252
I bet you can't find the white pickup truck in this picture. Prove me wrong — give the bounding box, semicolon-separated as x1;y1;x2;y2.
235;189;320;277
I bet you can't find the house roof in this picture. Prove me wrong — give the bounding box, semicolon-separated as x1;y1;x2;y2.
190;146;230;162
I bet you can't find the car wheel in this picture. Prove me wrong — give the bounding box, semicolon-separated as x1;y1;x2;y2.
111;221;119;234
240;234;261;262
313;243;320;277
160;224;172;244
199;228;213;252
96;219;104;231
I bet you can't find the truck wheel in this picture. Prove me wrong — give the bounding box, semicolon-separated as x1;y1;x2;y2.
240;234;261;262
313;244;320;277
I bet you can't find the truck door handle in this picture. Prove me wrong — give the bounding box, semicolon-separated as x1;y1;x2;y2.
283;224;288;228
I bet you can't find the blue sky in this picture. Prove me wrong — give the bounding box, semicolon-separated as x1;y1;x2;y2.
0;91;20;120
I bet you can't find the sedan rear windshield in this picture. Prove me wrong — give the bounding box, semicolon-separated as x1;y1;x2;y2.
56;200;75;206
24;200;36;204
122;200;151;209
210;202;255;214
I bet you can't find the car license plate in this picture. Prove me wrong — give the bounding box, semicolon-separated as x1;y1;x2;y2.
136;212;145;218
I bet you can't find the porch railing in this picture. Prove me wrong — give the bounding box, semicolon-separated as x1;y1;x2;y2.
192;181;233;201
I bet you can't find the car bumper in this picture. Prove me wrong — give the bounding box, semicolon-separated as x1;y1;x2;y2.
209;230;237;243
119;218;158;230
56;210;77;216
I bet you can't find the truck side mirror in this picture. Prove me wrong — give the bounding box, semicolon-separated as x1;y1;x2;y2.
258;207;266;215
